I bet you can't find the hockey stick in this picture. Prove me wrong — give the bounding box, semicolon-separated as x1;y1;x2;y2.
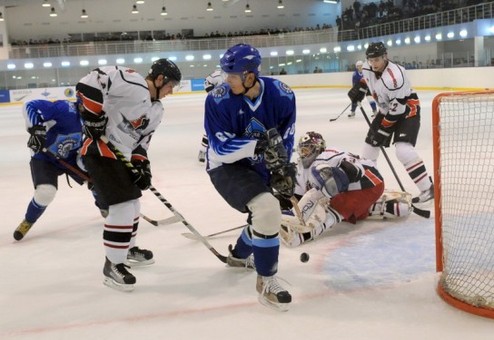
100;136;228;263
182;224;247;240
329;102;352;122
139;214;183;226
358;105;431;219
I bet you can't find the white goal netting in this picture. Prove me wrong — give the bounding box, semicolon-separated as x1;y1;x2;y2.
434;91;494;317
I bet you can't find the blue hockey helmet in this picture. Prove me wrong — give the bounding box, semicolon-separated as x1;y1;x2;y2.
220;43;261;75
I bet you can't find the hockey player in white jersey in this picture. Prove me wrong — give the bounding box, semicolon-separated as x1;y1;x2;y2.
280;131;412;247
198;69;223;163
76;59;182;291
348;42;433;203
205;43;296;311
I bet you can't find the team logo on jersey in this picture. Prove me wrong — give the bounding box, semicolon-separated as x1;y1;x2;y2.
211;85;228;99
244;118;266;139
49;133;82;159
129;115;150;130
277;81;293;94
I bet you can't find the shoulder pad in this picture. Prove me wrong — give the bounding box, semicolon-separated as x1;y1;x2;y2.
381;63;405;90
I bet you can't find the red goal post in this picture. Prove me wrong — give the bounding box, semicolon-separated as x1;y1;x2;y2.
433;90;494;318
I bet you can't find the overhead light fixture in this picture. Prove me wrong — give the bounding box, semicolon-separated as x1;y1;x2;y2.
277;0;284;9
132;4;139;14
50;7;57;17
161;6;167;15
245;3;251;13
81;9;88;18
207;2;213;11
136;0;145;3
323;0;338;3
0;12;4;21
42;0;51;7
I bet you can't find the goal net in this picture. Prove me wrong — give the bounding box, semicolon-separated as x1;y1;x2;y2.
433;90;494;318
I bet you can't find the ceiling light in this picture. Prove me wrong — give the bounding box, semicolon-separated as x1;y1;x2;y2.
136;0;145;3
81;9;88;18
207;2;213;11
245;4;251;13
50;7;57;17
277;0;284;9
42;0;51;7
161;6;167;15
132;4;139;14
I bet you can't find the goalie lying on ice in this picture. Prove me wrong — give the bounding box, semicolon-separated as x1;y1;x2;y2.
280;131;412;247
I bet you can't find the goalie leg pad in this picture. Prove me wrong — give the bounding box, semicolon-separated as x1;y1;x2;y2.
368;191;412;219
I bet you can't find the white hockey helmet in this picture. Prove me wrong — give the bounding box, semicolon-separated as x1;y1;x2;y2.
355;60;364;67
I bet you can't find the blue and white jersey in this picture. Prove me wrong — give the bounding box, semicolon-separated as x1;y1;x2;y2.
204;77;296;183
352;69;363;86
23;99;83;168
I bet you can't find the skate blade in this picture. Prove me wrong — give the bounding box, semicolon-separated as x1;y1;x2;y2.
257;295;290;312
126;258;155;267
103;277;135;292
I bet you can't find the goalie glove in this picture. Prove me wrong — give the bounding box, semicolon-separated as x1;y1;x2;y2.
27;125;47;153
310;164;349;198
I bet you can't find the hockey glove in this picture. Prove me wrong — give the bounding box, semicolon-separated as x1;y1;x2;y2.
347;81;368;103
80;108;107;140
131;146;152;190
262;128;289;171
132;160;152;190
369;128;391;147
27;125;47;153
270;162;297;198
311;164;349;198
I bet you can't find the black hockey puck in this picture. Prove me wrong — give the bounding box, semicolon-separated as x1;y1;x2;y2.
300;252;310;263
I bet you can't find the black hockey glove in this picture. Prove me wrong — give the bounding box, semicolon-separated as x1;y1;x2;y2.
270;162;297;198
369;127;391;147
80;108;107;140
132;160;152;190
260;128;289;171
131;146;152;190
347;81;368;103
27;125;47;153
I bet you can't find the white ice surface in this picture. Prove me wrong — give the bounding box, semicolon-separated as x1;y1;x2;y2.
1;89;493;339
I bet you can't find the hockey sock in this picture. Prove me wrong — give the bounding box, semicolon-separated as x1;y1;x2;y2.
231;225;253;258
252;237;279;277
25;198;47;223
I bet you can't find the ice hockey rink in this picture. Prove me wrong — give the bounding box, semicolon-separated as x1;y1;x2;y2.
1;88;493;339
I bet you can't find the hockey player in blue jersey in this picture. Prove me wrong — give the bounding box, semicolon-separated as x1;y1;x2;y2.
348;60;377;118
204;43;297;311
14;99;108;241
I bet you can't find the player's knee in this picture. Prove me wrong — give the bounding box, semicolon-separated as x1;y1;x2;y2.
395;142;419;165
33;184;57;206
247;192;281;236
107;199;139;225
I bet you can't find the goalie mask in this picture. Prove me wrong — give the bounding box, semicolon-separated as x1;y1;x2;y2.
297;131;326;169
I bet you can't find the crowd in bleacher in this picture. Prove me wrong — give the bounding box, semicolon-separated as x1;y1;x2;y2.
9;0;492;47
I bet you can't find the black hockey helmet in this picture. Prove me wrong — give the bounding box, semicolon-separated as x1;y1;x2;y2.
366;42;387;58
148;58;182;85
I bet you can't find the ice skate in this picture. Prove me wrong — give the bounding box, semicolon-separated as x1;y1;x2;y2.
103;257;136;292
226;245;255;269
13;219;33;241
348;111;356;118
256;275;292;311
127;246;155;267
412;183;434;203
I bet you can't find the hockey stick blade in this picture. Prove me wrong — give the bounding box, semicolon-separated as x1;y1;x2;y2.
181;224;247;240
140;214;183;227
412;205;431;218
